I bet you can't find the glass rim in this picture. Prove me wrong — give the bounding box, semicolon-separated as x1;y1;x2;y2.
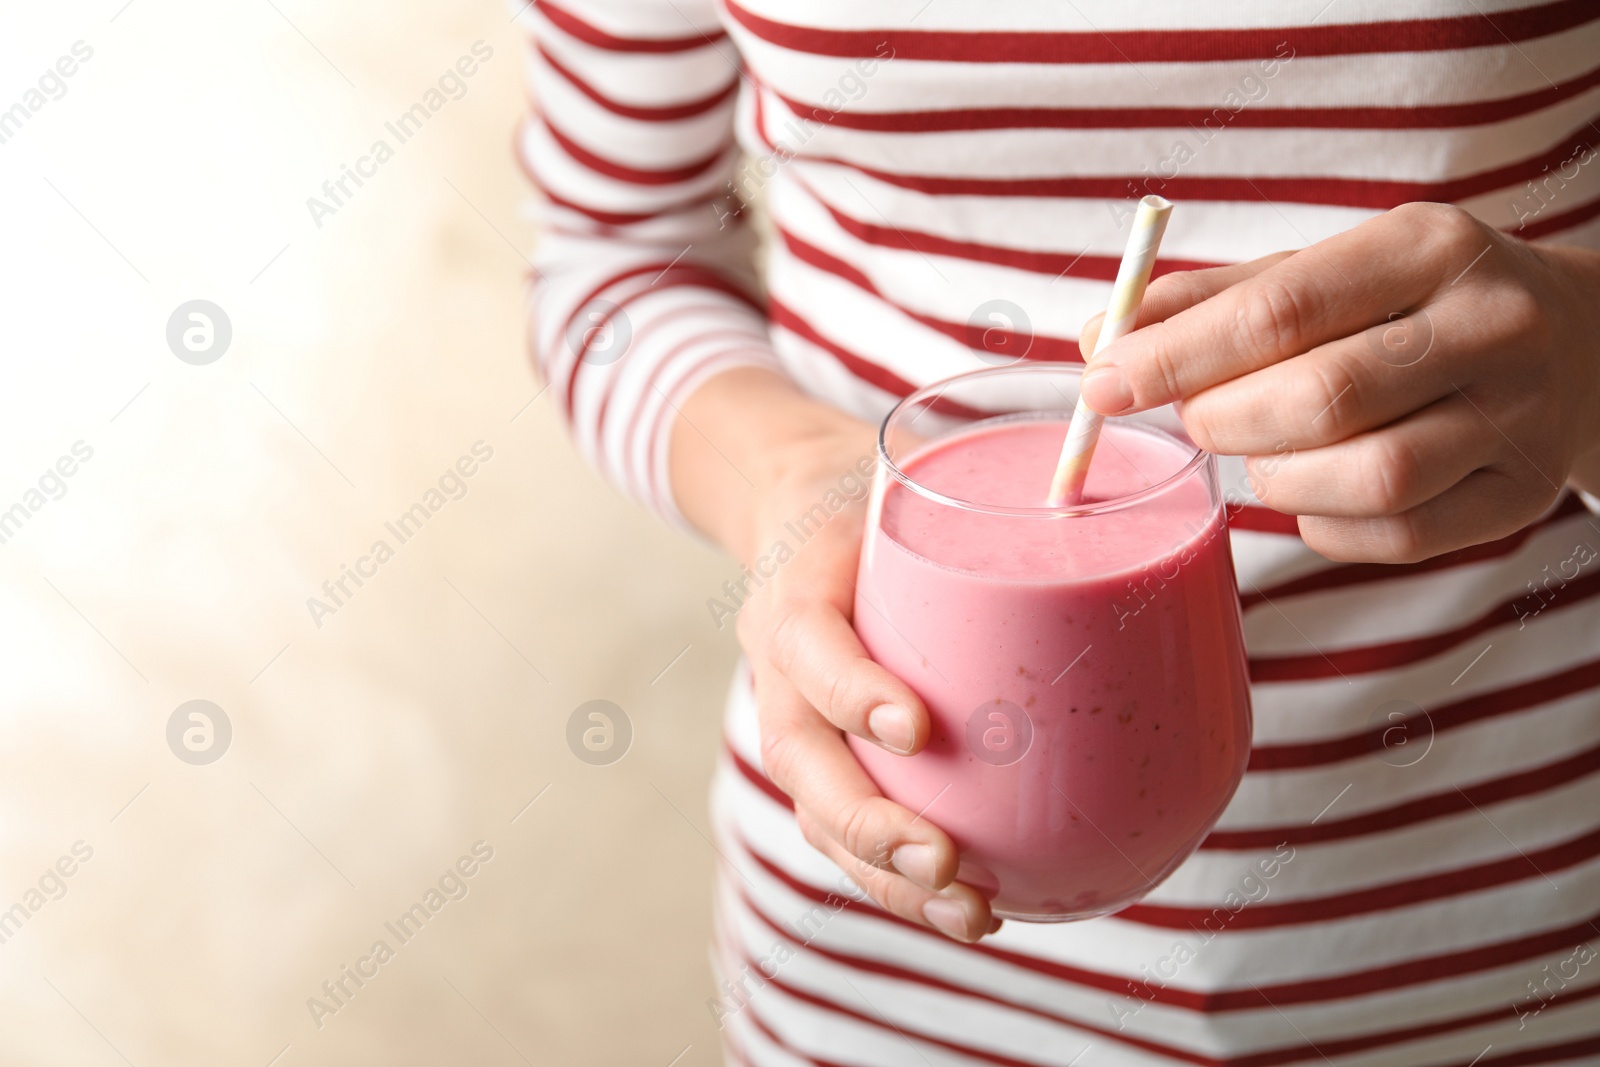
878;363;1211;519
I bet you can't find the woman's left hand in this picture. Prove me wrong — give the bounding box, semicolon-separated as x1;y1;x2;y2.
1078;201;1600;564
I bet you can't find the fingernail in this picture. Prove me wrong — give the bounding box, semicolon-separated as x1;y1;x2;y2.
892;843;939;888
987;916;1004;935
1081;365;1134;414
922;896;975;942
868;704;916;754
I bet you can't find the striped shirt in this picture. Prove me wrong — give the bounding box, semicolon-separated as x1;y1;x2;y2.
517;2;1600;1063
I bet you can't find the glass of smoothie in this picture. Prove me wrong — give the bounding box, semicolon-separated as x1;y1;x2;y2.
848;363;1252;922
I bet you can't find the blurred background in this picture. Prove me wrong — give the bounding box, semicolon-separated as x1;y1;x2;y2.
0;2;741;1063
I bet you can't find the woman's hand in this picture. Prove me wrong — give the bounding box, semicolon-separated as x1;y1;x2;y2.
673;369;997;942
1078;202;1600;563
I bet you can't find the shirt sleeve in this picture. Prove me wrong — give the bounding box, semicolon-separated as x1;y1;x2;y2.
516;0;782;528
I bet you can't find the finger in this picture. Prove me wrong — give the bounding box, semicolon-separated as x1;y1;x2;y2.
754;668;960;889
1081;209;1462;415
765;596;930;755
1298;464;1559;564
795;807;998;942
1079;252;1293;358
1179;311;1457;455
1244;396;1498;517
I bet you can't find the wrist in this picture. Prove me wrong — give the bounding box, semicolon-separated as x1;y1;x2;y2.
669;366;876;562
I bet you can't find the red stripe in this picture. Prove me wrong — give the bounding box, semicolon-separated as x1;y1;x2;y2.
724;0;1599;64
1518;186;1600;239
710;907;769;1067
1239;495;1590;610
543;115;732;185
535;0;727;54
596;314;756;438
535;40;737;120
733;826;1600;1010
739;998;845;1067
1227;503;1303;536
559;265;761;415
727;936;1067;1067
730;874;1600;1067
1472;1036;1600;1067
535;187;657;226
727;741;793;810
1251;654;1600;771
1249;569;1600;682
1209;737;1600;849
777;227;1083;362
800;179;1220;281
765;60;1600;132
634;345;776;515
733;883;1214;1065
1123;824;1600;930
736;887;1152;1053
768;299;1001;420
786;122;1600;211
517;135;721;226
768;297;921;399
551;193;669;225
549;261;661;395
519;131;646;225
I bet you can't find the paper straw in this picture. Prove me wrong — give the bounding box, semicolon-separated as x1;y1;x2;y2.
1046;195;1174;507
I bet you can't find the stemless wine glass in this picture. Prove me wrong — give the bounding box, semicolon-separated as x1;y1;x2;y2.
848;363;1252;922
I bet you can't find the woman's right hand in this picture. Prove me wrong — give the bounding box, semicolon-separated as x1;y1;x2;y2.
674;368;998;942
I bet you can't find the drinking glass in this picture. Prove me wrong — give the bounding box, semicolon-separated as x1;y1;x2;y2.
848;363;1252;921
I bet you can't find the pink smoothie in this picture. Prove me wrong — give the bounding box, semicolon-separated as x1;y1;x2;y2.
850;417;1251;920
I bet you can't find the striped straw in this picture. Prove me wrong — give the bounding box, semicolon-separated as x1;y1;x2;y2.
1046;195;1174;507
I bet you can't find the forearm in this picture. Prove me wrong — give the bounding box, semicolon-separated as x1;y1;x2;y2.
669;366;876;563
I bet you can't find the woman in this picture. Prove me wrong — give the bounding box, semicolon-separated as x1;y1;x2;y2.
519;2;1600;1062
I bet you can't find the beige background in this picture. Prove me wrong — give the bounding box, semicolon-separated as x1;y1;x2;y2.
0;2;740;1063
